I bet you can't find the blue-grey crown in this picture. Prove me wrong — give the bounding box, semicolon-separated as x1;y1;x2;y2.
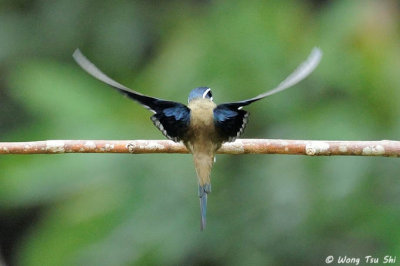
188;87;213;102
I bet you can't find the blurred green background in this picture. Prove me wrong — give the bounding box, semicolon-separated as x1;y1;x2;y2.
1;0;400;265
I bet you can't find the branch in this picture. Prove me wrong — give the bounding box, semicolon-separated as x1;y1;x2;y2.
0;139;399;157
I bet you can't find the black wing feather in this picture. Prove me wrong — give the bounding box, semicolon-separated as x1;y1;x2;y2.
214;105;249;142
73;49;190;142
151;104;190;142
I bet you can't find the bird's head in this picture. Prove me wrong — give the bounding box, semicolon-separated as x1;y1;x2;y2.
188;87;213;103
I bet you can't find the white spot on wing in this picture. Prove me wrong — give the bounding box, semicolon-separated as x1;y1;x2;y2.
151;116;179;142
143;105;156;114
227;112;249;142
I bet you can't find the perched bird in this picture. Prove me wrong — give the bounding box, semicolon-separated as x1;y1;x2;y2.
73;48;322;230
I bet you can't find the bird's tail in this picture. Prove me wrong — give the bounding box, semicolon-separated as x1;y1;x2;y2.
199;183;211;231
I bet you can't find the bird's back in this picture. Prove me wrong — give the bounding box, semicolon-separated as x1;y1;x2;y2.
185;98;219;187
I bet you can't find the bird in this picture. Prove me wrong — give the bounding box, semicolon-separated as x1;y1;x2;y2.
73;47;322;230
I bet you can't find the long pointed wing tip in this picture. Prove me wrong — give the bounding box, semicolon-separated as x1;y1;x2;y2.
312;46;322;53
72;48;84;61
310;47;323;63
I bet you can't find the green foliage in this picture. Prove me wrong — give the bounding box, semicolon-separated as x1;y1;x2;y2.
1;0;400;265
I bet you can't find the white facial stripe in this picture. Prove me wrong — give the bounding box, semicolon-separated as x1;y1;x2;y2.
202;88;211;99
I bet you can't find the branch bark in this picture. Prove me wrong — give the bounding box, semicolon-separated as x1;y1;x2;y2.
0;139;399;157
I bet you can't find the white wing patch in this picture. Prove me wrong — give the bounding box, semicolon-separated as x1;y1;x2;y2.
228;112;249;142
151;116;179;142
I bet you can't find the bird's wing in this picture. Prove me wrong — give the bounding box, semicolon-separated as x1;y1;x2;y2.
219;47;322;109
213;47;322;142
150;103;190;142
213;106;249;142
73;49;190;142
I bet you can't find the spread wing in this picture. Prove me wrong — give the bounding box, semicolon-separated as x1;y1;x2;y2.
214;106;249;142
150;104;190;142
219;47;322;109
73;49;190;142
214;47;322;142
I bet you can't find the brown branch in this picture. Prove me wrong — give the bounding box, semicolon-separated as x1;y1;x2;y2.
0;139;399;157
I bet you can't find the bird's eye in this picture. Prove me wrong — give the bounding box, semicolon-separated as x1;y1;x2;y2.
207;91;212;99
